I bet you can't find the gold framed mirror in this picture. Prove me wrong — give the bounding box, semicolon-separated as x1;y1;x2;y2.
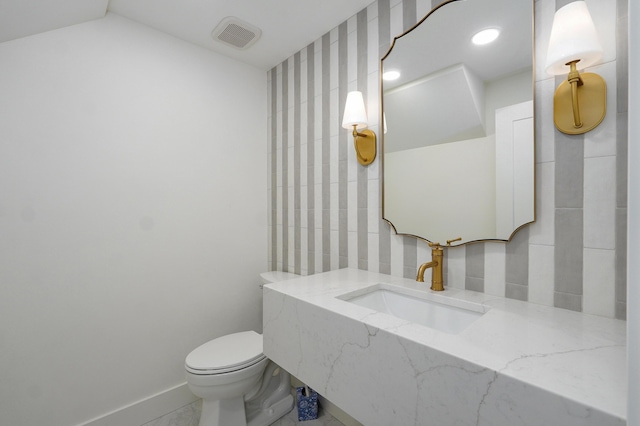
381;0;535;246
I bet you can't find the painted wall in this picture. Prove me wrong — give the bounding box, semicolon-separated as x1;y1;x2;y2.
0;13;267;426
268;0;627;319
627;1;638;422
385;136;497;241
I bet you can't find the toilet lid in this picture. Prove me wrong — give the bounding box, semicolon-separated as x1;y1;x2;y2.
185;331;265;373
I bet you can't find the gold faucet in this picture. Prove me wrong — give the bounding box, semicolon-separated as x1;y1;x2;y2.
416;238;461;291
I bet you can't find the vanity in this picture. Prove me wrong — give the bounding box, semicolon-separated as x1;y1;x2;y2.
263;269;626;425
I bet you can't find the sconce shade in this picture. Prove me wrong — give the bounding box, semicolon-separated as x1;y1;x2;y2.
342;91;368;130
545;1;603;75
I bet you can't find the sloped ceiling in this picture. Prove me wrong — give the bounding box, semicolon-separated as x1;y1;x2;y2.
385;65;488;151
0;0;108;43
0;0;376;70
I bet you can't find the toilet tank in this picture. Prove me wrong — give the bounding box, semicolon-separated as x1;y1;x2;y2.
259;271;299;288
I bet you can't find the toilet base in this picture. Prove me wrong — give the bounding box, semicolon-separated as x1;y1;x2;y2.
199;396;246;426
245;362;294;426
198;392;293;426
246;393;294;426
196;362;294;426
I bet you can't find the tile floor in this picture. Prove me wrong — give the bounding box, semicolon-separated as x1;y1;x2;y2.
271;404;345;426
142;399;345;426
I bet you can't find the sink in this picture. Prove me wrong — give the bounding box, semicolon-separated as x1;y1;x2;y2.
338;284;487;334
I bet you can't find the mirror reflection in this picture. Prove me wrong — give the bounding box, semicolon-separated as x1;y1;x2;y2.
381;0;534;245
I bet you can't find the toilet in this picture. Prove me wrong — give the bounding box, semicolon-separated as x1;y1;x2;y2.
185;271;299;426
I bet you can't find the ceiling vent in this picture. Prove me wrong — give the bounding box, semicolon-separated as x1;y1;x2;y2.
211;17;261;50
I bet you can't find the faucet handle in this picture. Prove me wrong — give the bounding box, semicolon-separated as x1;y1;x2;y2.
428;241;441;248
446;237;462;246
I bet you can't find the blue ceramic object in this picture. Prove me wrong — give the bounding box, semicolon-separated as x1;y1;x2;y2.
296;386;319;421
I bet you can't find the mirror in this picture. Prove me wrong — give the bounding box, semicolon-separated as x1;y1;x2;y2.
381;0;534;245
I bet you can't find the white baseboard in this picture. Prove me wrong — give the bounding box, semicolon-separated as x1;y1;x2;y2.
78;383;199;426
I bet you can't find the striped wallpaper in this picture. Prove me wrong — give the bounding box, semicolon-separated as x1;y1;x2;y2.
268;0;627;320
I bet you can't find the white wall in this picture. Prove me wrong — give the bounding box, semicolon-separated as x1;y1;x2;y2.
628;0;639;423
0;14;267;426
385;136;496;243
484;69;532;135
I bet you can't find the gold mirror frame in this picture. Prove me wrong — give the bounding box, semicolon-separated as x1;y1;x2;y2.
380;0;536;246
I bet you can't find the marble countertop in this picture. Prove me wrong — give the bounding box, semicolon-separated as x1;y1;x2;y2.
264;268;627;423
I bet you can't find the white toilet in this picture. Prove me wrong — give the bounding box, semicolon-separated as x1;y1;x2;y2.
185;271;299;426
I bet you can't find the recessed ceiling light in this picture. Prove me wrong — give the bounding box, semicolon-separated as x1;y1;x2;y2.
383;70;401;81
472;28;500;46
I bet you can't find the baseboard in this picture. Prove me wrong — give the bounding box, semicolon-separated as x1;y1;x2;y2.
78;383;199;426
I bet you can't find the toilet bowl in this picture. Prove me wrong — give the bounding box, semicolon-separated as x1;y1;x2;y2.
185;271;299;426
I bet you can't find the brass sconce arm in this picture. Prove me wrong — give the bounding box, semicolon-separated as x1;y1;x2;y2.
553;61;606;134
566;60;584;128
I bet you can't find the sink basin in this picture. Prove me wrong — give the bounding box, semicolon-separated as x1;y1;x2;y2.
338;284;487;334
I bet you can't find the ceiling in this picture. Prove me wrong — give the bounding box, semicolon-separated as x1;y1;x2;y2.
0;0;376;70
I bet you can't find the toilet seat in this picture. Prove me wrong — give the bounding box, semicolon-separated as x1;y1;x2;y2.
185;331;266;375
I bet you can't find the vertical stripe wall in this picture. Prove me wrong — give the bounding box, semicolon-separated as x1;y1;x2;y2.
267;0;627;320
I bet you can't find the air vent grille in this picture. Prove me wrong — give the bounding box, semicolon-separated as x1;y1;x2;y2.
212;17;261;50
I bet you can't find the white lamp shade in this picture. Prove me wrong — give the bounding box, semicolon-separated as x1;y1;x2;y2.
545;1;603;75
342;91;368;130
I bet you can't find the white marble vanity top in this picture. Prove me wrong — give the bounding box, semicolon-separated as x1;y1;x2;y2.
263;268;627;425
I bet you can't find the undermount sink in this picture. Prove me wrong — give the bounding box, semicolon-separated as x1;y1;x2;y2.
338;284;487;334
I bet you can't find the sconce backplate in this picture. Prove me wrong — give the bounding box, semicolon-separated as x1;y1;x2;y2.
553;72;606;135
354;129;377;166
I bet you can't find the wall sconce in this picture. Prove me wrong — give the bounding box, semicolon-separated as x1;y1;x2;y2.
342;91;376;166
545;1;606;135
